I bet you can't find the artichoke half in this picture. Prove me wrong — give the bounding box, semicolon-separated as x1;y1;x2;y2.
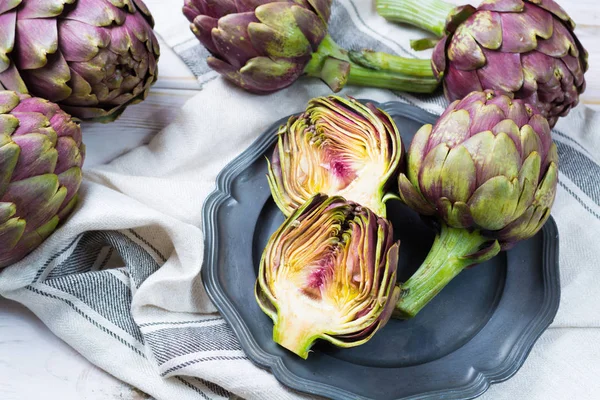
256;194;400;359
0;90;85;268
364;0;588;127
0;0;160;121
395;90;558;318
267;96;403;218
183;0;439;94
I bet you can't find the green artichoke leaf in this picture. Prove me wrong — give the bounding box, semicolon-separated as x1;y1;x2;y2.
0;216;26;250
468;175;520;230
440;145;476;203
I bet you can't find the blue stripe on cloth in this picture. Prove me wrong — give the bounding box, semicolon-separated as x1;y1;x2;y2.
32;231;165;343
25;285;145;356
556;141;600;206
33;235;81;283
138;317;223;328
45;234;114;279
176;377;211;400
42;270;143;342
554;129;597;161
176;377;232;400
559;181;600;220
127;229;168;263
145;323;241;365
162;356;249;377
192;378;231;398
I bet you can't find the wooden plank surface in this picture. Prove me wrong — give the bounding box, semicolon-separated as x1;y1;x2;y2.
1;1;598;399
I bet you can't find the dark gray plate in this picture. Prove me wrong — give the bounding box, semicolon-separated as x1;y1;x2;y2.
202;101;560;400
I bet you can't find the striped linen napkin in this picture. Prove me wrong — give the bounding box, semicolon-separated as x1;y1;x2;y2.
1;1;599;399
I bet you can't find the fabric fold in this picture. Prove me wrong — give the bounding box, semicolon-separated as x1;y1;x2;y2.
1;1;599;399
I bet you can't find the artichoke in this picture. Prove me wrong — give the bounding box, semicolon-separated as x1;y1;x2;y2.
256;194;400;359
182;0;438;94
395;90;557;318
368;0;588;127
267;96;403;218
0;90;85;269
0;0;160;122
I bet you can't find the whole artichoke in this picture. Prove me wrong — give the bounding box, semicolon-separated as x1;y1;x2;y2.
183;0;438;94
371;0;588;127
0;0;160;121
395;90;557;317
267;95;403;218
0;90;85;269
256;194;400;359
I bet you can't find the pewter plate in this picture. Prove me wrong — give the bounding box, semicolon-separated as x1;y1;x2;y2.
201;101;560;400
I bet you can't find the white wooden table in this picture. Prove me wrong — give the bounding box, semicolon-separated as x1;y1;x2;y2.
1;1;599;399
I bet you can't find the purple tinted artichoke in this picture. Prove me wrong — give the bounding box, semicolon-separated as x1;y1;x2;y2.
0;0;160;121
256;194;400;358
267;95;403;218
374;0;587;127
0;90;85;269
183;0;439;94
395;90;558;317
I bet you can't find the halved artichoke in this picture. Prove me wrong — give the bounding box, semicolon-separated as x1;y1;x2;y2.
267;96;403;218
256;194;400;359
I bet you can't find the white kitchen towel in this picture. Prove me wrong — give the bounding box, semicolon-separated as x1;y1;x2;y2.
1;1;600;400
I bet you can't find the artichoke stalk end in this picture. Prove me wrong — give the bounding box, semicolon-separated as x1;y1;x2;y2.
272;299;330;360
305;35;439;93
376;0;456;37
394;223;501;319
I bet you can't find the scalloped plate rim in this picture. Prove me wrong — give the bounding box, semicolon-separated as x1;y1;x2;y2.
201;100;561;400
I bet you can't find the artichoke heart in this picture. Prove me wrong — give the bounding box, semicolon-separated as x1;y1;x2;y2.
267;95;403;218
256;194;400;358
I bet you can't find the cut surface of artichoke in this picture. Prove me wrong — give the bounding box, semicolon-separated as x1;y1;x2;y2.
256;194;400;358
268;96;403;218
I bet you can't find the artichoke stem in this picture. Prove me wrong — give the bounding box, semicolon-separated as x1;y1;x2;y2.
376;0;455;37
410;38;440;51
273;314;319;359
349;50;435;78
305;35;439;93
346;65;439;93
393;223;501;319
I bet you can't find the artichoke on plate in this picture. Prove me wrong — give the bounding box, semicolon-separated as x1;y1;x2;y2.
182;0;438;94
395;90;557;318
256;194;400;359
0;0;160;122
0;90;85;269
364;0;588;126
267;96;403;218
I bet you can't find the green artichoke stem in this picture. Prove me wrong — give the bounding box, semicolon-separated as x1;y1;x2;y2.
345;65;439;93
410;38;440;51
272;313;319;359
393;223;501;319
305;35;439;93
376;0;455;37
348;50;435;78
